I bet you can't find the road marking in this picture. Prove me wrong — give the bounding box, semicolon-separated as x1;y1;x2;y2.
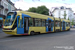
0;38;27;42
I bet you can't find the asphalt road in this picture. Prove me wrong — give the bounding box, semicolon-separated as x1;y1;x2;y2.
0;28;75;50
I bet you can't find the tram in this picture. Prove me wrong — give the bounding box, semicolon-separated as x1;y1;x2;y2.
3;11;70;35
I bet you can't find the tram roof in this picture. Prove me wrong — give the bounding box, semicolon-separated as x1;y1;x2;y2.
61;19;70;22
17;11;54;20
16;11;70;22
54;17;60;21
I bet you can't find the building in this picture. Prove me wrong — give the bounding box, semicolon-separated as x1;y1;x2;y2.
7;0;16;12
73;13;75;21
52;6;73;22
13;8;22;11
72;13;75;25
0;0;16;27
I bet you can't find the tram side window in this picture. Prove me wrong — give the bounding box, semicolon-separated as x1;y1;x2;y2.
21;18;23;28
35;18;39;26
51;21;54;27
46;20;48;26
11;18;17;30
66;22;70;27
14;19;17;26
35;18;42;26
42;19;45;26
58;22;60;27
61;22;62;26
29;18;33;26
68;22;70;27
38;19;42;26
18;18;20;28
69;22;70;26
55;21;60;27
66;22;68;26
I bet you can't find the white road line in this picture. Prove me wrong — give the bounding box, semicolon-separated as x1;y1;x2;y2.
0;38;27;42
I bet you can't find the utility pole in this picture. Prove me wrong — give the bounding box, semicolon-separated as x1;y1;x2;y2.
49;7;55;17
49;9;53;16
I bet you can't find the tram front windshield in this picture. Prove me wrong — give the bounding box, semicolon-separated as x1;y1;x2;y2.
4;12;16;26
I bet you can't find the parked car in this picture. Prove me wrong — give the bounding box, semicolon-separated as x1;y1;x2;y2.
71;25;75;28
73;25;75;28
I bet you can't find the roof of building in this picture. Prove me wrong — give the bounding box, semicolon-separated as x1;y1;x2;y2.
52;6;73;13
6;0;14;6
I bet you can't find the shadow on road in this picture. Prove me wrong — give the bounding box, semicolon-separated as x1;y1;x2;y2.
7;35;30;37
5;31;71;38
0;28;74;39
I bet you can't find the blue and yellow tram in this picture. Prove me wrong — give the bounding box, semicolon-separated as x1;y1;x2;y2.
3;11;70;35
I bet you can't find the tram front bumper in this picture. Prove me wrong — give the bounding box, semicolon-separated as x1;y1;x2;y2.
3;30;19;35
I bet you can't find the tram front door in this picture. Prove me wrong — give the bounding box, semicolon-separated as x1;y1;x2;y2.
17;16;24;34
24;18;28;33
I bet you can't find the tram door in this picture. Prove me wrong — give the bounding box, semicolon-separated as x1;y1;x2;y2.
48;20;51;31
46;20;52;32
24;18;28;33
63;22;65;30
17;16;24;34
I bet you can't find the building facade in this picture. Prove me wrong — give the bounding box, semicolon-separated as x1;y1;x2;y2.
72;13;75;25
0;0;16;27
52;6;73;22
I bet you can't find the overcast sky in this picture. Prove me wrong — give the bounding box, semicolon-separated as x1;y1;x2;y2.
11;0;75;13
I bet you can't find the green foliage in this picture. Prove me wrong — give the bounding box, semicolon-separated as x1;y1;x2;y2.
68;17;69;20
28;7;36;13
36;6;49;15
71;19;74;25
63;11;67;19
28;5;49;15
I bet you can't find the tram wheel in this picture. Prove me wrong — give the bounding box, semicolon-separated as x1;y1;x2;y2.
30;31;35;35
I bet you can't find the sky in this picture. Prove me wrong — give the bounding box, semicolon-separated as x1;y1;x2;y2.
11;0;75;12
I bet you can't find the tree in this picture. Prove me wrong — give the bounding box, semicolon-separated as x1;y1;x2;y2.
28;5;49;15
36;5;49;15
63;11;67;19
71;19;74;25
68;17;69;20
28;7;36;13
